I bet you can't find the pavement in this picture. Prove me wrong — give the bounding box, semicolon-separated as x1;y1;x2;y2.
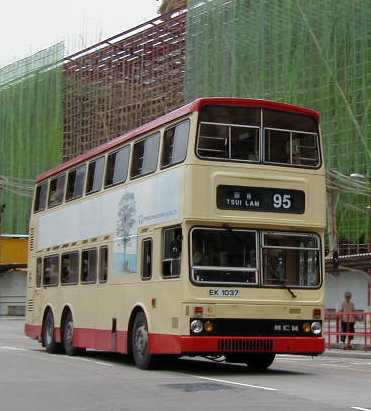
324;347;371;359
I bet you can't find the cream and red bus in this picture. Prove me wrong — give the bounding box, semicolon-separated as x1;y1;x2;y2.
25;97;325;369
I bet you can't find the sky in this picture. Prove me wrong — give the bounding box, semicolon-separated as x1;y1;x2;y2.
0;0;159;68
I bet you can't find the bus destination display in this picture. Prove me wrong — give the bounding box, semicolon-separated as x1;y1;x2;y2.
217;185;305;214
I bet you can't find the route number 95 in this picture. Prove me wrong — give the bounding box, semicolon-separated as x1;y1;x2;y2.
273;193;292;209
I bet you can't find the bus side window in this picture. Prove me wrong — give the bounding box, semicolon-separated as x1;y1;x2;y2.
86;157;105;195
141;239;152;280
81;249;98;283
61;252;79;285
66;164;86;201
99;246;108;283
34;183;48;213
161;120;189;168
48;174;66;208
43;255;59;287
36;257;42;288
162;227;182;278
130;133;160;179
105;146;130;188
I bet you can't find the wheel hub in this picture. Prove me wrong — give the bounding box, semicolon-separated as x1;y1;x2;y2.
135;325;148;357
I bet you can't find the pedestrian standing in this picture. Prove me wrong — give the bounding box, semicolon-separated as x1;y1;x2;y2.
340;291;355;349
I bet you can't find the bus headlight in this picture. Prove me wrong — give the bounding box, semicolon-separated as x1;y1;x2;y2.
311;321;322;335
191;319;203;334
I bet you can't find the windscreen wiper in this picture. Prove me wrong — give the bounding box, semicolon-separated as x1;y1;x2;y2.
278;280;297;298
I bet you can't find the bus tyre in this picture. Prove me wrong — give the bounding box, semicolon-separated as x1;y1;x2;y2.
245;353;276;370
132;311;157;369
42;310;60;354
63;311;84;356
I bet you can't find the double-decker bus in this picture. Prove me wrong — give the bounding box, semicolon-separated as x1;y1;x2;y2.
25;97;325;370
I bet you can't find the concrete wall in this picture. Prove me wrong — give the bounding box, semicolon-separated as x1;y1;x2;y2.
0;271;26;316
325;270;370;311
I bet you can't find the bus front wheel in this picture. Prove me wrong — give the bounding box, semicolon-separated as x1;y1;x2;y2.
132;311;157;369
42;310;60;354
245;353;276;370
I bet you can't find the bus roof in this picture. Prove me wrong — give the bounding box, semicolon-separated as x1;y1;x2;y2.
36;97;320;183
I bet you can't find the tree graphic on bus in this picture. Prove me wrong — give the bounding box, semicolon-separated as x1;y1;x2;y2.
117;191;137;272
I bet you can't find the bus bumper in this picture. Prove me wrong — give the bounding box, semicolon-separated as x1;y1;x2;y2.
150;335;325;355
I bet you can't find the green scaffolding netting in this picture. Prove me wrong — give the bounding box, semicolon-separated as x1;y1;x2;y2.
0;43;64;234
186;0;371;246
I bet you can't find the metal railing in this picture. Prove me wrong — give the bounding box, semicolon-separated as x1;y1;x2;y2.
324;310;371;351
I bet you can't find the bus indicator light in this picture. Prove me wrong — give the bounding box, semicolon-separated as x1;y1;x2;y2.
313;309;321;319
194;306;204;316
303;323;311;333
204;321;214;333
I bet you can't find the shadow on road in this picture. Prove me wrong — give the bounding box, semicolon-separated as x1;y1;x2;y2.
40;348;312;376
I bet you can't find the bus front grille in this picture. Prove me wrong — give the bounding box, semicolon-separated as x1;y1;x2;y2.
218;338;274;353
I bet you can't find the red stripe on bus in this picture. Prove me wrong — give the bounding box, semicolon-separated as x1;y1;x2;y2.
73;328;128;353
25;323;324;355
24;323;41;340
174;336;325;354
36;97;319;183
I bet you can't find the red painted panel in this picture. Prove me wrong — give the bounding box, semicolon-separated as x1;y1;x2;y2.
73;328;128;354
54;327;61;343
274;337;325;353
149;333;182;354
25;323;41;340
176;336;324;355
25;323;325;356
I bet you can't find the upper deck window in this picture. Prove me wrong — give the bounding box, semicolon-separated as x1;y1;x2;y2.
48;174;66;208
161;120;190;168
131;133;160;179
191;228;258;285
264;129;319;167
66;164;86;201
105;146;130;188
196;105;321;168
34;182;48;213
86;157;105;194
198;123;259;161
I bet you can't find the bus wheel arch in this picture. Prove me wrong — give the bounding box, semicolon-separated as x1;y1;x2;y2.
41;306;60;353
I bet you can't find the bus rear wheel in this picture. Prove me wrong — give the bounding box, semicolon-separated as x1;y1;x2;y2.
245;353;276;370
62;311;84;356
132;311;157;369
42;310;60;354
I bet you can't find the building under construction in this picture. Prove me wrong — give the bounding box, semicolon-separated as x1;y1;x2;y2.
1;0;371;266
